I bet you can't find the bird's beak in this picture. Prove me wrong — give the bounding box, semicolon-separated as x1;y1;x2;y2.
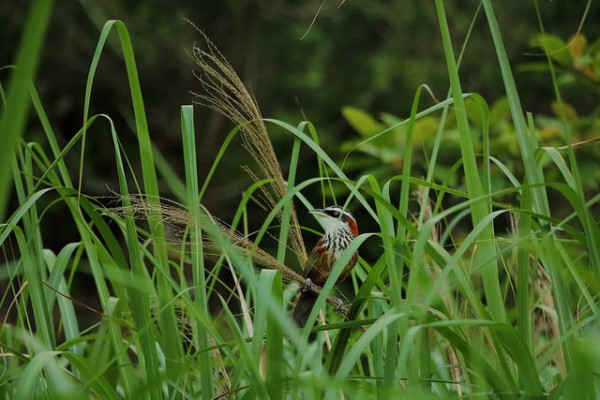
309;208;327;217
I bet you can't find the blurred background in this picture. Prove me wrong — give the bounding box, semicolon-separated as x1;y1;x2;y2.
2;0;599;252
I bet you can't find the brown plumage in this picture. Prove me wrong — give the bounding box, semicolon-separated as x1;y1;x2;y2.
292;206;359;328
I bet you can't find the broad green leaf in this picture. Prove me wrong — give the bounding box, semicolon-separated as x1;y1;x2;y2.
342;106;385;137
533;34;571;66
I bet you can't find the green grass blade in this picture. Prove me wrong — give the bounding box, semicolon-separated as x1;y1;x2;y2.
276;135;302;263
0;0;53;222
109;118;162;399
481;0;574;368
218;295;270;399
261;270;284;400
152;143;187;201
113;21;183;377
84;20;183;391
325;311;405;399
181;105;214;399
532;0;600;275
11;225;54;350
45;243;85;358
517;183;534;350
15;351;76;400
435;0;504;322
61;352;121;400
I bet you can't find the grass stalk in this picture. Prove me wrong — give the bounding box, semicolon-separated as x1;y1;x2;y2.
481;0;574;369
181;105;214;398
435;0;505;323
0;0;54;221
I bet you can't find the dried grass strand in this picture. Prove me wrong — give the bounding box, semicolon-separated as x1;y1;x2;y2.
188;23;307;265
102;195;347;313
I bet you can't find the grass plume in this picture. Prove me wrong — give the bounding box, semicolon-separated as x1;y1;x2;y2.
188;23;308;266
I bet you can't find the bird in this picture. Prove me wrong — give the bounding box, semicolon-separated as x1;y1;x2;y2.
292;205;359;329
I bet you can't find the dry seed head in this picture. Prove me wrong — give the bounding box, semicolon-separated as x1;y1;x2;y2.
188;24;307;265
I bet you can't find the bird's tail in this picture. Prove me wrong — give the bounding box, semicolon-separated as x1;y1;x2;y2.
292;291;318;328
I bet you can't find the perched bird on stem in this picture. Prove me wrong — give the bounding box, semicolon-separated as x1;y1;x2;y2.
292;205;359;328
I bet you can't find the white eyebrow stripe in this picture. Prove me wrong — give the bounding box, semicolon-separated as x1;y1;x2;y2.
325;206;354;220
340;210;352;219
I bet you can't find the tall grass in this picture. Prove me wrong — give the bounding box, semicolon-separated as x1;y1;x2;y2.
1;3;599;400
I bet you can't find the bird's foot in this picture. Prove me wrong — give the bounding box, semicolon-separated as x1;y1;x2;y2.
301;278;313;293
334;298;345;313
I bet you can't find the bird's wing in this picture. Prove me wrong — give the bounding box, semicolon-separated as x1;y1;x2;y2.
301;245;322;278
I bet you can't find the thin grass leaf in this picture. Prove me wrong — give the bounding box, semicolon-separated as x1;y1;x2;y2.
14;351;77;400
181;105;214;398
277;135;302;264
517;183;534;350
11;221;54;352
435;0;504;322
260;269;284;400
29;86;138;396
44;243;84;358
482;0;575;368
109;113;162;399
61;352;121;400
0;0;53;221
217;295;270;399
532;0;600;275
325;311;405;399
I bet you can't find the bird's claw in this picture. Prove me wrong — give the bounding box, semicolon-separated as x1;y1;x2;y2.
301;278;313;293
334;298;345;313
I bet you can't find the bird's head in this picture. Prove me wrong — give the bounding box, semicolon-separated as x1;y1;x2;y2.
310;205;358;237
